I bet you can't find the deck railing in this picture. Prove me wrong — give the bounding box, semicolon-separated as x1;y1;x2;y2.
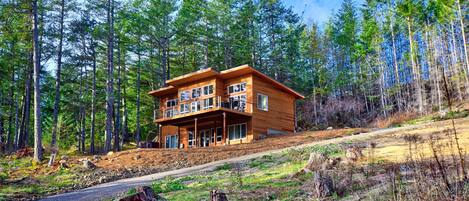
155;96;251;120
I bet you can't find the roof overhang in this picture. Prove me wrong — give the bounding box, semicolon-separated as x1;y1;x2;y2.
165;68;219;86
148;86;178;97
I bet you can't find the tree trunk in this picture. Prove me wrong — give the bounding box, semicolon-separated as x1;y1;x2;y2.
90;39;97;154
18;62;32;149
104;0;114;152
51;0;65;149
114;38;122;151
136;46;141;147
456;0;469;73
7;68;15;149
390;18;402;112
32;0;43;162
406;17;424;114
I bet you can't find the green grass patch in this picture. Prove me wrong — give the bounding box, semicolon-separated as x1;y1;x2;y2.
214;163;232;171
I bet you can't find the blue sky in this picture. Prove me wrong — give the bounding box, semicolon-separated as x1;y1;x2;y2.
283;0;362;26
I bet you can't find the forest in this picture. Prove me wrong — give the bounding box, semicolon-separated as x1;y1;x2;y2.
0;0;467;163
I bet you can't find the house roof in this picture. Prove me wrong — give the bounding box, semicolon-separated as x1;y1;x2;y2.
148;65;304;99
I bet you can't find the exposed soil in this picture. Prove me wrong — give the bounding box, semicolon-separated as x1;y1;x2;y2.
96;128;366;172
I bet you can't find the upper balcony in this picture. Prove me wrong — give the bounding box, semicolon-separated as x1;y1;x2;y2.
155;96;252;123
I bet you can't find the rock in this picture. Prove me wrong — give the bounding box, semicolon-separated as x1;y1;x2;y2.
326;127;333;130
312;171;334;198
304;153;327;172
93;155;101;160
133;155;141;160
83;160;96;169
60;155;69;161
210;190;228;201
107;151;114;156
59;160;69;168
345;147;363;162
79;157;88;162
98;176;107;183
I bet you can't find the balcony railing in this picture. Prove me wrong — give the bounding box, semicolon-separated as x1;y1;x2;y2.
156;96;251;120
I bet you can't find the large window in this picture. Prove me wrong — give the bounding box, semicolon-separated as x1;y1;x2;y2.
203;98;213;110
192;88;201;99
180;91;190;101
228;123;247;140
203;85;214;96
228;82;246;94
257;93;268;111
180;103;190;114
166;99;177;108
229;95;246;112
165;135;178;148
191;101;201;112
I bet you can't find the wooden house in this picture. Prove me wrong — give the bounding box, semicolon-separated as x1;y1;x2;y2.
148;65;304;148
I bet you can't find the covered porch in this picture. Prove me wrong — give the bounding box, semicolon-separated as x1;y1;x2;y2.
157;109;252;149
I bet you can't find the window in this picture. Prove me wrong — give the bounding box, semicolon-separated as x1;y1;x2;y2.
191;101;201;112
228;82;246;94
228;123;247;140
180;91;190;101
165;108;177;118
165;135;178;148
180;103;190;113
216;127;222;142
166;99;177;108
257;94;268;111
192;88;201;99
229;95;246;112
203;85;214;96
203;98;213;110
188;131;194;147
211;128;215;143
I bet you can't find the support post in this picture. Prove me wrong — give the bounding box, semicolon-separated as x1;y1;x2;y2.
213;120;216;146
194;118;198;147
158;124;162;148
222;112;226;145
177;126;180;149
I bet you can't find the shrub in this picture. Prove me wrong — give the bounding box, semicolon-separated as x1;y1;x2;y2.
215;163;232;171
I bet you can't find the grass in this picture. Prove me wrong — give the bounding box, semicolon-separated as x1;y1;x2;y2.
0;156;79;200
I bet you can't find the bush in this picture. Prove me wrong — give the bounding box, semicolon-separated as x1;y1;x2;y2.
215;163;232;171
433;109;469;121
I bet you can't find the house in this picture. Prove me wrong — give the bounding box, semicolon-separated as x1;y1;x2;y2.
148;65;304;149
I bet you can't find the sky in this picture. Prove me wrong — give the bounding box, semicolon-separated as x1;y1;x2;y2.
283;0;362;26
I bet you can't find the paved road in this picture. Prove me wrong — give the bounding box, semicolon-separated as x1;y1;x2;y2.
40;123;431;201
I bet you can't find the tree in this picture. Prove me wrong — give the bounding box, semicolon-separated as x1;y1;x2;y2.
32;0;43;162
104;0;115;152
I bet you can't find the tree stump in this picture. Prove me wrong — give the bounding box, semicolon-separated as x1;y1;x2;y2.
210;190;228;201
312;171;334;198
304;153;327;172
345;147;363;162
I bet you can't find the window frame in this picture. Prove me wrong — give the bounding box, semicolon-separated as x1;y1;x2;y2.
179;103;190;114
203;85;214;96
257;93;268;111
203;98;214;110
228;123;247;141
180;90;191;102
227;82;247;94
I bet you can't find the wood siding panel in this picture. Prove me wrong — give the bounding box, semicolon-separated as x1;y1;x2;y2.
251;75;295;139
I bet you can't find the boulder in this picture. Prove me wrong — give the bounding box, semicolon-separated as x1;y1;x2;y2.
304;153;327;172
83;160;96;169
326;127;333;130
107;151;114;156
345;147;363;162
312;171;334;198
210;190;228;201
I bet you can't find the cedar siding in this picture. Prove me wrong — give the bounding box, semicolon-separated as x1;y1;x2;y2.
149;65;303;149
